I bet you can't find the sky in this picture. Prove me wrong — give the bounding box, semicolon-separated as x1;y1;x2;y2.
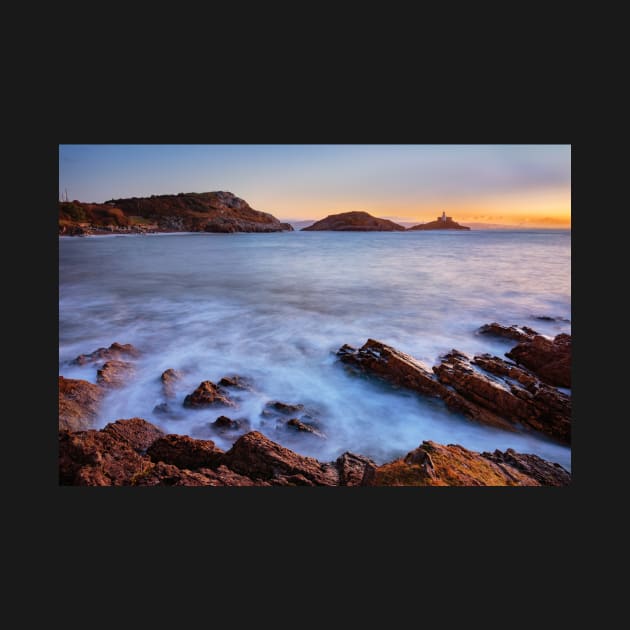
59;145;571;227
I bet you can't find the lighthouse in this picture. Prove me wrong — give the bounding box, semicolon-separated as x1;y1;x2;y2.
437;210;452;222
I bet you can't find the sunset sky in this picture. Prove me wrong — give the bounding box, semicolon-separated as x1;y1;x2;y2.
59;145;571;227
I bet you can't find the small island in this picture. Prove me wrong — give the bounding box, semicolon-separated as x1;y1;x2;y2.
407;211;470;231
301;211;405;231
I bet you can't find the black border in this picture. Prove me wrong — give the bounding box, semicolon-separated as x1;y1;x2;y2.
45;101;582;567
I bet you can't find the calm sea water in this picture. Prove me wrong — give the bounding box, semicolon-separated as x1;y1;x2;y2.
59;230;571;469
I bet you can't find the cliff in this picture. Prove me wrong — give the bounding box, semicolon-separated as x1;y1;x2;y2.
407;218;470;231
301;211;405;231
59;191;293;235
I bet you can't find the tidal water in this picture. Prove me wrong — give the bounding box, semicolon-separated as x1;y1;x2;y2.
59;230;571;469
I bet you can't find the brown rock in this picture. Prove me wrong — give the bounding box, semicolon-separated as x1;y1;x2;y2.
58;376;104;432
338;340;513;430
96;360;135;388
222;431;340;485
477;322;539;342
506;333;571;388
160;368;182;398
434;350;570;441
218;375;254;391
147;434;224;469
286;418;327;439
132;462;218;486
263;400;305;416
72;342;140;365
210;415;251;434
102;418;165;453
197;465;266;486
374;441;541;486
338;339;445;398
183;380;235;408
335;452;377;486
482;449;571;486
59;429;150;486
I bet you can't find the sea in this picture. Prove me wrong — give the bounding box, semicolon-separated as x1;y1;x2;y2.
59;229;571;470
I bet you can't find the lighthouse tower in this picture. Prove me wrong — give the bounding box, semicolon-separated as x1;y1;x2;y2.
441;211;446;222
437;210;452;222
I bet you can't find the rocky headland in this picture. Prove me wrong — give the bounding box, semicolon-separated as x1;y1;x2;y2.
58;191;294;235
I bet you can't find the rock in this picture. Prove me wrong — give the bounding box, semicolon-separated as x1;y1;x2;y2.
337;339;445;398
131;462;218;486
338;340;511;430
196;465;266;486
335;452;377;486
72;342;140;365
153;402;171;415
286;418;327;439
338;339;570;442
435;351;570;443
506;333;571;388
482;449;571;486
58;376;103;432
477;323;538;343
102;418;165;453
218;375;254;391
263;400;306;416
160;368;182;398
210;415;251;434
59;429;150;486
222;431;340;485
96;360;135;388
374;441;541;486
301;211;405;231
183;380;235;408
147;434;224;469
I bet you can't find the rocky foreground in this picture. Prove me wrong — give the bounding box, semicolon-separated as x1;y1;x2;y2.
59;191;293;235
58;327;571;486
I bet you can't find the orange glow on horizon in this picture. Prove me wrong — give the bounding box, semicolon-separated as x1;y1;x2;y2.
262;186;571;227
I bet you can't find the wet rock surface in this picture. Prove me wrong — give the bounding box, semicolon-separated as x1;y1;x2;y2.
183;380;235;408
58;419;570;486
96;360;136;388
506;333;571;388
160;368;182;398
477;323;538;343
339;338;570;443
58;376;104;432
72;342;140;365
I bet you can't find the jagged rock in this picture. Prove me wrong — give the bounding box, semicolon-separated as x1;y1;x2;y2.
301;211;405;231
222;431;340;485
102;418;165;453
338;340;513;430
183;380;235;408
286;418;327;439
506;333;571;388
335;452;377;486
160;368;182;398
58;376;104;432
482;449;570;486
263;401;306;416
72;342;140;365
374;441;542;486
153;402;171;415
435;351;570;443
218;375;254;391
210;415;251;435
147;434;224;469
59;429;150;486
477;323;538;343
96;360;135;388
